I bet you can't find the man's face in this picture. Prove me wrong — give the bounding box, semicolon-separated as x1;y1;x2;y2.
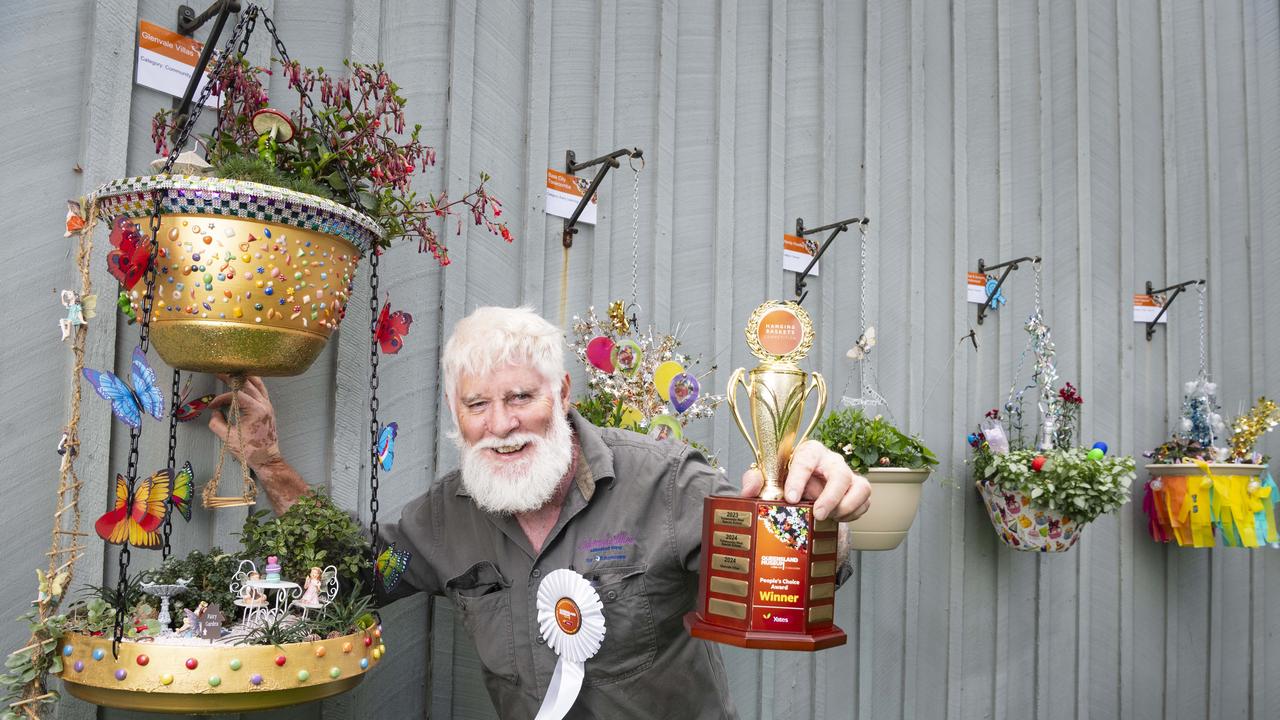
455;363;566;449
452;363;574;514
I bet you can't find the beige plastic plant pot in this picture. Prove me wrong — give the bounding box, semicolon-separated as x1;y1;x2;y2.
847;467;932;550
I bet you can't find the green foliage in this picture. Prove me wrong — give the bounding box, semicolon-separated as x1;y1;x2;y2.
239;491;372;592
0;609;68;719
213;154;334;199
574;390;642;432
973;447;1135;524
236;611;313;648
145;547;242;621
77;574;146;616
65;598;113;635
815;407;939;473
308;580;377;637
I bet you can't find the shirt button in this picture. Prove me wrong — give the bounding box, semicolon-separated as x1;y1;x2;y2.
606;590;617;601
532;569;541;578
536;636;545;644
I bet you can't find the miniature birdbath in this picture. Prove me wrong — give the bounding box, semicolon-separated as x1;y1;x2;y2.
251;108;295;165
140;579;190;629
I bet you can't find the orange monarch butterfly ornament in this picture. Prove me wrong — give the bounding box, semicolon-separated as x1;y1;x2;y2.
95;469;172;549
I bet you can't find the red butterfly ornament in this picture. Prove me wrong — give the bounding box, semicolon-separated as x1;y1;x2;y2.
95;469;171;549
107;215;151;290
376;301;413;355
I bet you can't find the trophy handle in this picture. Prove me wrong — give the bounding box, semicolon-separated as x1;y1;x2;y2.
726;367;763;469
795;372;828;447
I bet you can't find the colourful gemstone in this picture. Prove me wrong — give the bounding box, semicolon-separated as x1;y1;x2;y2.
73;660;84;672
185;658;198;670
297;670;310;682
229;658;241;671
275;655;287;667
314;646;326;657
160;673;174;685
62;645;73;656
92;649;104;661
359;658;369;670
329;667;341;679
136;654;149;666
115;669;127;681
250;674;263;686
208;675;221;687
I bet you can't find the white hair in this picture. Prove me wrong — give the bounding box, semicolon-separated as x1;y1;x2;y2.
441;306;566;406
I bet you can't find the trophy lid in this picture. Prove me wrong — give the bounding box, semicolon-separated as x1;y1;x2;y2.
744;301;814;363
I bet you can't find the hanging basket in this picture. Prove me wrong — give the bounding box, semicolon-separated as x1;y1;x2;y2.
975;478;1084;552
1144;463;1271;547
847;468;931;551
91;175;381;376
57;627;386;714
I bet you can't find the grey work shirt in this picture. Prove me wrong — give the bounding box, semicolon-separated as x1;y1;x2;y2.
381;410;741;719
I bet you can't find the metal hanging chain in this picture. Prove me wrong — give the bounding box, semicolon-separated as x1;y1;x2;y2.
367;251;382;555
160;369;181;560
628;155;643;315
111;8;255;656
1197;283;1208;379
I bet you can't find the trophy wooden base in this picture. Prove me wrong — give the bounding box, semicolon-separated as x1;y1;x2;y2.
685;495;847;652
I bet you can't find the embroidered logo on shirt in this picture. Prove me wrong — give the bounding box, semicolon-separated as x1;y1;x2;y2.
578;532;636;566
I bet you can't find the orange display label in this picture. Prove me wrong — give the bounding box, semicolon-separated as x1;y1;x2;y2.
138;21;203;64
756;309;803;356
554;597;581;635
752;504;810;631
546;168;587;197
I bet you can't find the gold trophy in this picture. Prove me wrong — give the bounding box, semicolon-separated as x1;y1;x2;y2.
684;301;847;650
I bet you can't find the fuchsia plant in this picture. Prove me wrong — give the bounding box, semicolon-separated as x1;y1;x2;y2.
152;59;511;265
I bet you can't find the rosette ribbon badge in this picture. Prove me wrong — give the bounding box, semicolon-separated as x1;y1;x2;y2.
533;569;606;719
683;301;847;650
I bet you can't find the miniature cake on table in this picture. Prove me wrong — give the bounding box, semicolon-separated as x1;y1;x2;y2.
264;556;282;582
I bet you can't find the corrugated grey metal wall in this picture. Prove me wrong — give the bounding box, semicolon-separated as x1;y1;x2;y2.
4;0;1279;718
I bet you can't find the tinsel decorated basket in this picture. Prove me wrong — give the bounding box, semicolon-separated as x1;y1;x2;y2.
1143;462;1272;547
57;626;387;714
91;175;380;376
975;479;1083;552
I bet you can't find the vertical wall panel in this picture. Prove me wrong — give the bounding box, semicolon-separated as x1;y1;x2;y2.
3;1;1279;718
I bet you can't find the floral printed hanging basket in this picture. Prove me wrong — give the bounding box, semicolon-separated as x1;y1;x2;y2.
975;478;1084;552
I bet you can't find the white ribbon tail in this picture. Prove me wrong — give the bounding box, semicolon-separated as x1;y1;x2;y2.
533;658;584;720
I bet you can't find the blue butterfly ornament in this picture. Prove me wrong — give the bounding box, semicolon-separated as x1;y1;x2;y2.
377;422;398;472
82;346;164;428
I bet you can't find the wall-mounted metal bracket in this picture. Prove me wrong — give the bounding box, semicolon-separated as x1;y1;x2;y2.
975;255;1039;325
792;215;869;305
170;0;242;143
1143;278;1205;341
177;0;241;36
561;147;643;248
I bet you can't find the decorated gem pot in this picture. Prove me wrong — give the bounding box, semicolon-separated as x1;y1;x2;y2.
57;627;386;713
92;175;380;376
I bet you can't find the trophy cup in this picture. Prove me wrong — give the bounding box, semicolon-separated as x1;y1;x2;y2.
684;301;847;650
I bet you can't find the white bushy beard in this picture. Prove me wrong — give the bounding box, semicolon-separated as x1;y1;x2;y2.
457;400;574;515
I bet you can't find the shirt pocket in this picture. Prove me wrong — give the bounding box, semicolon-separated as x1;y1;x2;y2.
447;562;517;683
583;564;657;686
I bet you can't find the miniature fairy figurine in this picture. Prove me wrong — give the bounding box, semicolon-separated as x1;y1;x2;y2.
299;566;323;606
58;288;86;338
177;600;209;637
241;571;267;606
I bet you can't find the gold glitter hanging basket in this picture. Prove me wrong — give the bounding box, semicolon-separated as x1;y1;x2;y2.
91;175;381;376
57;626;388;714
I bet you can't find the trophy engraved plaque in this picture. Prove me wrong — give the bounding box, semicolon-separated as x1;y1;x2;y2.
684;301;847;651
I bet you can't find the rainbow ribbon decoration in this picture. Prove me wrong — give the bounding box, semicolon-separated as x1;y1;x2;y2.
1143;463;1276;548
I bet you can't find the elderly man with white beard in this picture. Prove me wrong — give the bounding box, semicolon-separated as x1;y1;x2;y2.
209;305;870;719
